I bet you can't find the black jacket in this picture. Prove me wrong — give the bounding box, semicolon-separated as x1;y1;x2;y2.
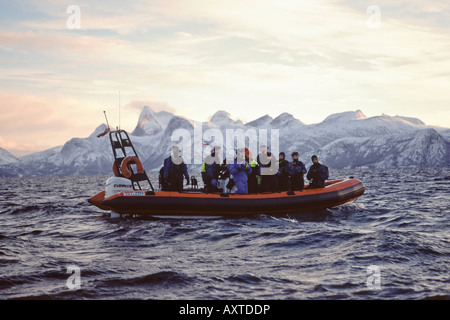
307;163;329;188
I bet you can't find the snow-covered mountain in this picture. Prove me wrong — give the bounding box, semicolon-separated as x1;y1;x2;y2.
270;112;305;129
318;128;448;169
9;125;113;176
131;106;164;136
0;107;449;177
0;147;19;166
246;114;273;128
208;110;244;128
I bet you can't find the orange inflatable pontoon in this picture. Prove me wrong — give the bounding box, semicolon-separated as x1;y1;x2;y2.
89;178;365;216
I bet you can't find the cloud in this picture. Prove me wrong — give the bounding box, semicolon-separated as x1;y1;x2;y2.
0;0;449;158
0;135;55;157
0;91;105;155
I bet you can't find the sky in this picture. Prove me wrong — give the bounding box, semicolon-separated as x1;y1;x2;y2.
1;0;450;157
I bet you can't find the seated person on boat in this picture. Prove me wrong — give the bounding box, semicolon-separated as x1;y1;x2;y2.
306;155;329;189
289;152;307;191
201;146;221;193
162;146;189;192
228;147;252;194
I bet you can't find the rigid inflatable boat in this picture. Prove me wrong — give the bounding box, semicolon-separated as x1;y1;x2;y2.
89;178;365;216
88;129;365;216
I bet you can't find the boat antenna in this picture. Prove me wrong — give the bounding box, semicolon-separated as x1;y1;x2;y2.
97;110;111;138
103;110;110;129
118;90;121;130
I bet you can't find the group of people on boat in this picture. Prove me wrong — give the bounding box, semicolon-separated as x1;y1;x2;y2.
159;145;329;194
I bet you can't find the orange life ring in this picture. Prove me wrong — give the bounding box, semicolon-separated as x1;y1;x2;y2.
120;156;144;178
112;161;122;177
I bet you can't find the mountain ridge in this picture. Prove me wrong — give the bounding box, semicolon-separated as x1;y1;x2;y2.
1;107;449;176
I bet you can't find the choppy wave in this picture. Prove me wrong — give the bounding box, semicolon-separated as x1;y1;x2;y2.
0;168;449;300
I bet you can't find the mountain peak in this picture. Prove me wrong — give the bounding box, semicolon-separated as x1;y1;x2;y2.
89;123;109;139
138;105;157;122
209;110;231;122
0;147;19;165
209;110;243;127
274;112;295;121
270;112;304;128
246;114;273;128
355;110;367;119
322;110;367;123
132;106;163;136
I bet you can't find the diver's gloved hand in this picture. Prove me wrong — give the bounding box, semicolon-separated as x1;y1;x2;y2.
186;177;190;185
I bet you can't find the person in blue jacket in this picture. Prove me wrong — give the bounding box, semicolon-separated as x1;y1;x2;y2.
163;146;189;191
289;152;307;191
228;147;252;194
306;155;329;189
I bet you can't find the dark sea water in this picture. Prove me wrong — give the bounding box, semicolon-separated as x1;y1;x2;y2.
0;167;449;301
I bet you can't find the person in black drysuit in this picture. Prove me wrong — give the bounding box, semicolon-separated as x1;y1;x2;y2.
276;152;291;191
163;146;189;191
306;155;329;189
289;152;307;191
257;149;279;193
202;146;221;193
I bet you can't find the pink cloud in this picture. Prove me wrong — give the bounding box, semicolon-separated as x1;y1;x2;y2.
0;92;102;156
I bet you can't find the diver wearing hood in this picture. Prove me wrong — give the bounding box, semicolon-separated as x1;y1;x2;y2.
306;155;329;189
